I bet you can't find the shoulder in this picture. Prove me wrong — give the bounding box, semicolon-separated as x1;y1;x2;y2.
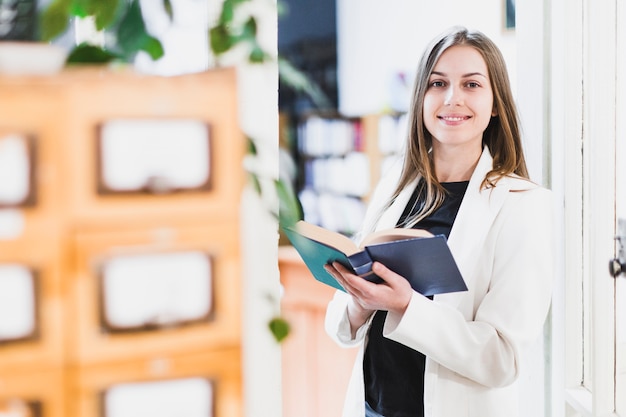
492;174;551;195
486;175;553;218
492;176;553;220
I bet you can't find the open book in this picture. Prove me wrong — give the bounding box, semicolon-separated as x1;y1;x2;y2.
283;220;467;296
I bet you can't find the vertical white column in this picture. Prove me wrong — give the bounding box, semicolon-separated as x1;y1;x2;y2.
236;1;282;416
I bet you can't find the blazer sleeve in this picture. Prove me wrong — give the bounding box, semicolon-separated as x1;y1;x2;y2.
324;290;374;347
382;186;554;388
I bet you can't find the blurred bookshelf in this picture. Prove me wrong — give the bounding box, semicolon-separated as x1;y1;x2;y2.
296;112;367;235
291;111;407;237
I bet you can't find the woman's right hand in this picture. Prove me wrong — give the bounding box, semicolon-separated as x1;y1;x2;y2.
324;262;375;335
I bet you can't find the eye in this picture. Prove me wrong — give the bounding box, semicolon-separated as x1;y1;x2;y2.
430;80;446;88
466;81;481;88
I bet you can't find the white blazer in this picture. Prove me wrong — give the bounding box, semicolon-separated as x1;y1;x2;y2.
325;148;554;417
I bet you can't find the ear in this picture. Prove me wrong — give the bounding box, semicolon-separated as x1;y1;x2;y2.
491;107;498;117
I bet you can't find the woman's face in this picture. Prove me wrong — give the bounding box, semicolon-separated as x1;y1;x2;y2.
423;45;495;152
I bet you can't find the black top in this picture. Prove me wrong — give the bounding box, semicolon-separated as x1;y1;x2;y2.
363;180;469;417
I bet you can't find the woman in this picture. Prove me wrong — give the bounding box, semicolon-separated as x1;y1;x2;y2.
323;26;553;417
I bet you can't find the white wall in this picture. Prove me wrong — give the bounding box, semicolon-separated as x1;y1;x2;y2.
515;0;550;184
337;0;516;117
514;0;551;415
233;5;283;417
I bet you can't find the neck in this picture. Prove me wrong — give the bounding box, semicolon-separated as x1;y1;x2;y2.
433;144;482;182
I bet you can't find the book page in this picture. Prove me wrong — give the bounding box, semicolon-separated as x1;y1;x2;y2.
294;220;360;255
361;227;433;246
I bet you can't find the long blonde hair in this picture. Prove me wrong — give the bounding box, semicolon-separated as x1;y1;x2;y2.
390;26;528;228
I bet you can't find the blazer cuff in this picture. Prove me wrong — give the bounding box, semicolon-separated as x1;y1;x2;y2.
325;290;372;347
383;291;428;337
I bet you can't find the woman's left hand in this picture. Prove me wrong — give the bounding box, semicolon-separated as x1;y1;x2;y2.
325;261;413;316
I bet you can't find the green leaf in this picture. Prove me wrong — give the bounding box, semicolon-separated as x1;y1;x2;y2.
39;0;72;41
249;172;262;195
219;0;235;25
276;178;303;228
209;25;234;55
87;0;121;30
116;0;146;51
240;17;257;40
116;0;163;61
69;0;89;17
220;0;252;24
210;0;272;63
66;43;120;64
249;44;267;63
140;36;164;60
268;317;290;343
247;137;258;156
163;0;174;20
277;0;289;19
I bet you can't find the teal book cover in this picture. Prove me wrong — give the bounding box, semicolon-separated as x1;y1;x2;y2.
282;226;349;292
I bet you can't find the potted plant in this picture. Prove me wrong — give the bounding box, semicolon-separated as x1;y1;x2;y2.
39;0;164;63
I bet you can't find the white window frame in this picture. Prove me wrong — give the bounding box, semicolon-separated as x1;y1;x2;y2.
548;0;620;416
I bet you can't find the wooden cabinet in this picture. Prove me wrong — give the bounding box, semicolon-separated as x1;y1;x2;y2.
0;67;245;417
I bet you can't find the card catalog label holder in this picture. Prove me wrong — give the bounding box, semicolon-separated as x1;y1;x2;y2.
102;377;215;417
96;119;211;195
0;400;42;417
0;264;39;344
98;250;214;333
0;132;36;208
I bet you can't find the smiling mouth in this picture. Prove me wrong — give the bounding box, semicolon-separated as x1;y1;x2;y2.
438;115;470;121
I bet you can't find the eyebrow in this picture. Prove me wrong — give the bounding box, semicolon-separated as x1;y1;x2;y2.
430;71;488;79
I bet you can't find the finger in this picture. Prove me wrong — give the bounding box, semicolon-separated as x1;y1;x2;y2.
334;262;392;303
332;261;357;277
371;262;408;289
325;262;369;297
324;263;360;294
323;263;346;287
332;262;374;289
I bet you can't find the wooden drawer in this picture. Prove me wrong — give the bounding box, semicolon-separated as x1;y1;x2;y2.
67;349;242;417
60;68;244;228
0;237;65;372
0;124;66;240
68;222;241;365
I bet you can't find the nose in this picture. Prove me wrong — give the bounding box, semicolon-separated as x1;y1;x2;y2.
444;85;463;106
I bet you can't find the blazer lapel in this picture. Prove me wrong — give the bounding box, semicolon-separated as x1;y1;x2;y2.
375;177;420;230
441;148;509;305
